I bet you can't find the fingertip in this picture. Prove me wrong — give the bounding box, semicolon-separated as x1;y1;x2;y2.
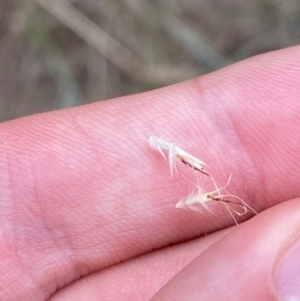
150;198;300;301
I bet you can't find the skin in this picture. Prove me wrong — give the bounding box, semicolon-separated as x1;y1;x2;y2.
1;46;300;300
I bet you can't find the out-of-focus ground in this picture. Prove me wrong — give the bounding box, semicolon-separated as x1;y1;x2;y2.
1;0;300;121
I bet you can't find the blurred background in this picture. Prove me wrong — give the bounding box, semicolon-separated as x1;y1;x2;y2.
1;0;300;122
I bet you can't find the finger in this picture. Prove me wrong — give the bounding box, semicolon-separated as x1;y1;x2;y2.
150;197;300;301
1;46;300;300
49;229;230;301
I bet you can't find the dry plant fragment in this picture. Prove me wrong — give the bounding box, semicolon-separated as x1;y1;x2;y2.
149;136;210;176
149;135;256;224
176;176;257;225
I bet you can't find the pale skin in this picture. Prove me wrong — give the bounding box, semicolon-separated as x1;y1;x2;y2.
1;46;300;300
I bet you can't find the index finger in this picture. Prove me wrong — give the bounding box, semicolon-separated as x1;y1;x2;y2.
1;46;300;300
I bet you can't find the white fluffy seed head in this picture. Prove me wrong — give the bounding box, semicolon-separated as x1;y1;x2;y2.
149;136;175;153
149;136;208;176
176;192;211;209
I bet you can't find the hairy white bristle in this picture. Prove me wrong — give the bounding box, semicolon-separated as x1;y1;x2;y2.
149;136;208;176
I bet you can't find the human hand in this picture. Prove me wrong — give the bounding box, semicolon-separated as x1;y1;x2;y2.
1;46;300;301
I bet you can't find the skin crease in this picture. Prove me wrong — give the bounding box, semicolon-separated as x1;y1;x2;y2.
49;230;231;300
0;46;300;300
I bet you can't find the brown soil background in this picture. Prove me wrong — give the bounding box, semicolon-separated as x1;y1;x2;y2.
1;0;300;121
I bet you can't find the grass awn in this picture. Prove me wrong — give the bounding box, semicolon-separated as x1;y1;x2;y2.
149;136;210;177
176;175;257;225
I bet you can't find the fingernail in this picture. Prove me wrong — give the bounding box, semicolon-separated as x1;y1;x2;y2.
274;235;300;301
